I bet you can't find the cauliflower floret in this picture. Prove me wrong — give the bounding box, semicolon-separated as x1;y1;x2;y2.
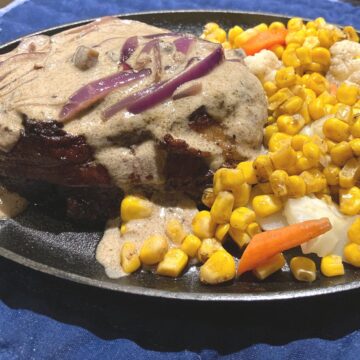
244;49;282;83
327;40;360;85
284;196;355;259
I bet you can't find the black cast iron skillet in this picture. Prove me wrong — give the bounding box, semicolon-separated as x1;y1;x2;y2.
0;10;359;301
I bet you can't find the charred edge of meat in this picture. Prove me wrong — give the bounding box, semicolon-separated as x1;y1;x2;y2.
0;116;112;186
188;105;217;131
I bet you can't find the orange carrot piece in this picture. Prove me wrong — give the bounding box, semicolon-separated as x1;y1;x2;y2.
330;82;337;96
237;218;332;275
241;28;288;55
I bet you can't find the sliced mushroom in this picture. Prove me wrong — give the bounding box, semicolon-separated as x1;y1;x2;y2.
73;45;99;70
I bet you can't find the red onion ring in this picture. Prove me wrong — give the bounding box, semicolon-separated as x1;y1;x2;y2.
173;37;195;54
173;83;202;100
120;36;138;64
59;68;151;122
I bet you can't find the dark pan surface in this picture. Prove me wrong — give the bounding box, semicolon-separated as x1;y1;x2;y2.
1;10;359;301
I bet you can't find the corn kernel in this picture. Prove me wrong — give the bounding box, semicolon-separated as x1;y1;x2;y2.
253;253;286;280
311;47;331;66
291;134;311;151
306;73;329;95
181;234;201;257
268;132;292;152
323;164;340;185
344;26;359;42
296;46;312;65
270;146;297;170
270;170;289;197
269;21;285;30
303;36;320;49
268;88;293;111
296;154;313;172
330;142;353;166
287;175;306;197
120;241;141;273
207;28;227;43
120;195;152;222
318;28;333;48
287;17;304;32
246;222;261;237
253;155;274;182
300;169;327;194
282;48;301;67
306;21;318;30
344;242;360;267
219;168;245;191
263;81;278;96
304;88;317;103
348;218;360;244
200;250;236;284
315;17;326;27
280;97;304;115
232;183;251;208
215;223;230;243
237;161;258;185
210;191;234;224
197;238;223;263
192;210;216;239
203;22;219;36
303;141;321;164
234;28;258;47
120;224;127;235
321;255;345;277
228;25;243;44
264;124;279;147
222;41;231;50
275;67;297;88
165;218;187;244
323;118;350;142
308;98;326;120
337;83;358;106
271;44;284;59
286;42;301;51
230;207;256;231
340;186;360;215
254;23;268;32
349;139;360;156
277;114;304;134
229;227;251;248
351;119;360;138
202;187;215;208
290;256;316;282
334;103;354;124
252;194;283;217
339;158;360;188
213;168;225;194
157;249;188;277
140;235;168;265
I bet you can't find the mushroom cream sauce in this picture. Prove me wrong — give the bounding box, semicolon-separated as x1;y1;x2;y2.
0;17;267;276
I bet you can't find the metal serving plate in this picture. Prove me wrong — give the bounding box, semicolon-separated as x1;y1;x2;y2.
0;10;359;301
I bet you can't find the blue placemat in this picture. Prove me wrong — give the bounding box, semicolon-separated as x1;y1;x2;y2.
1;1;360;359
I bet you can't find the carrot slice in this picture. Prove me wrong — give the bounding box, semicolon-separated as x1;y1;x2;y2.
237;218;332;275
241;28;288;56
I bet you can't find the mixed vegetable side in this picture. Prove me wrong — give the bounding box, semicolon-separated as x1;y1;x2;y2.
118;17;360;285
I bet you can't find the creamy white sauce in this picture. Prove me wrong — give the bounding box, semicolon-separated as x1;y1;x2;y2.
0;186;27;219
96;193;198;278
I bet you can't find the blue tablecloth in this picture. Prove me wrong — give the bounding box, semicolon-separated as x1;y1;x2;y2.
1;1;360;359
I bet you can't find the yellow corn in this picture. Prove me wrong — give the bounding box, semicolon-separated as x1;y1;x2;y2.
291;134;311;151
254;23;268;32
268;132;292;152
315;17;326;27
230;207;256;231
351;119;360;138
191;210;216;239
228;25;243;44
300;169;327;194
287;17;304;32
213;168;225;194
253;155;274;182
344;242;360;267
306;73;329;95
210;191;234;224
253;253;286;280
296;46;312;65
286;42;301;51
165;218;187;244
334;103;353;124
303;141;321;165
206;28;227;43
287;175;307;198
270;146;297;170
290;256;316;282
252;194;283;217
229;227;251;248
323;164;340;185
330;142;353;167
308;98;326;120
263;81;278;96
350;139;360;156
120;241;141;273
203;22;219;36
271;44;284;59
257;182;273;194
303;36;320;49
282;48;301;67
311;47;331;66
337;83;358;106
200;250;236;284
222;41;231;50
237;161;258;185
339;186;360;215
275;67;297;88
339;158;360;188
157;249;188;277
215;223;230;243
270;169;289;197
264;124;279;147
197;238;223;263
120;224;127;235
233;183;252;207
343;26;359;42
306;20;318;30
202;187;216;208
323;118;350;142
181;234;202;258
321;255;345;277
276;114;304;135
234;28;258;47
348;218;360;244
280;96;304;115
120;195;152;222
318;28;334;48
219;168;245;191
139;235;168;265
246;222;261;237
268;88;293;111
318;90;337;105
269;21;285;30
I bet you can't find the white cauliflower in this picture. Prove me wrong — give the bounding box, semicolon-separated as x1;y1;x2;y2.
327;40;360;85
284;196;355;259
244;49;282;83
